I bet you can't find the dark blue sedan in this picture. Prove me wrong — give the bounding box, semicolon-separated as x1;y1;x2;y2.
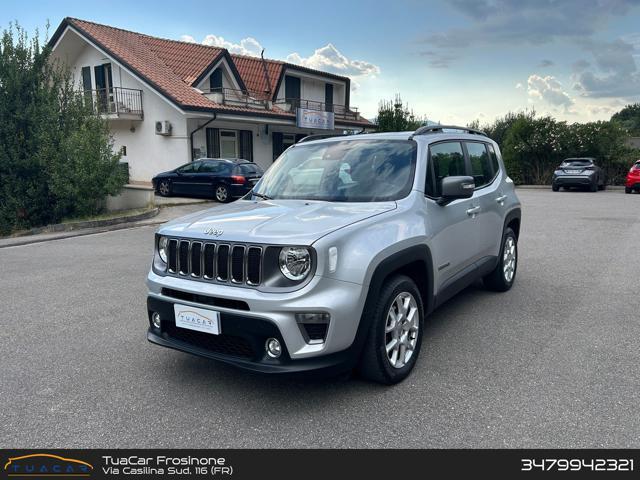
152;158;263;202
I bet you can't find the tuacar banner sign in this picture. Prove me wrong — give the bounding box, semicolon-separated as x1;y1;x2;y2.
296;108;335;130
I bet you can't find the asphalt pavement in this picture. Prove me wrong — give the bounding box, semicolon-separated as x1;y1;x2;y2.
1;189;639;448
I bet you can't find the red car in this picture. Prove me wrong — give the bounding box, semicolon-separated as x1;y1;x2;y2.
626;160;640;194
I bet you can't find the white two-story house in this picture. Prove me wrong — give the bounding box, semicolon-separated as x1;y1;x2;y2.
49;17;373;182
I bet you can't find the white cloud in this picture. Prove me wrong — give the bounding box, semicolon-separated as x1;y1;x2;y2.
286;44;380;78
180;34;264;57
527;74;574;110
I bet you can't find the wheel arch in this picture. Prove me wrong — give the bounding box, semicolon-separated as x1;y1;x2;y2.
504;207;521;239
347;244;434;362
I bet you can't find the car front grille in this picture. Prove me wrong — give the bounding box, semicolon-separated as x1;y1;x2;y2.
166;239;263;287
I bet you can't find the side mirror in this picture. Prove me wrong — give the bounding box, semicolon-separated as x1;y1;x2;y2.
437;176;475;205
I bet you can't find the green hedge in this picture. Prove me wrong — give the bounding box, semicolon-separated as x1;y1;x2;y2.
478;110;638;185
0;24;127;235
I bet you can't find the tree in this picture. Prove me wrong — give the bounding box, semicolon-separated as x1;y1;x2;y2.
611;103;640;135
375;95;426;132
0;23;126;235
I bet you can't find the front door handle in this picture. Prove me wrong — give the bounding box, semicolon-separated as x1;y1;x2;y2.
496;195;507;204
466;206;481;216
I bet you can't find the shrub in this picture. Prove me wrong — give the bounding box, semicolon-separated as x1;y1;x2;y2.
0;23;126;235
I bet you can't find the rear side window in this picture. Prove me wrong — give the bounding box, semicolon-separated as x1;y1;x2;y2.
466;142;494;188
200;161;225;173
426;141;465;197
487;144;500;175
237;164;263;175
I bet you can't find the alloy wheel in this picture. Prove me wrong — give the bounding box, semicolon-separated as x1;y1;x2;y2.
503;236;517;283
216;186;228;202
384;292;419;369
159;181;170;196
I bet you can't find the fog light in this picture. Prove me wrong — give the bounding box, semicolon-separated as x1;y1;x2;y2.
152;312;161;329
265;338;282;358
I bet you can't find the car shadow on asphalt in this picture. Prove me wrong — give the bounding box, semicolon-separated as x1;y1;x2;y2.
153;281;493;406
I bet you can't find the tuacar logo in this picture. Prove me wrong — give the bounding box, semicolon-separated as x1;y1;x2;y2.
4;453;93;477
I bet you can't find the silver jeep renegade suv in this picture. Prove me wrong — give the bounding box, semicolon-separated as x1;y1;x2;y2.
147;125;521;384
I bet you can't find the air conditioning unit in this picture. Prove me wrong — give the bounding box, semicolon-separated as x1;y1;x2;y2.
155;121;172;136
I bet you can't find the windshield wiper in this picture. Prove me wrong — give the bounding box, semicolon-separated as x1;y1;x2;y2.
251;191;272;200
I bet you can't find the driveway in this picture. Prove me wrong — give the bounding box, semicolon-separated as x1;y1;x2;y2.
0;189;638;448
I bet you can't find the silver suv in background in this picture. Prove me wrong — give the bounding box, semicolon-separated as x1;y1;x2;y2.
147;126;522;384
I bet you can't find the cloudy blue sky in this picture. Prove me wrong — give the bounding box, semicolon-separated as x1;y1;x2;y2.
4;0;640;124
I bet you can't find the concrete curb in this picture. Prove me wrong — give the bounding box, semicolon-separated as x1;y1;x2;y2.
9;207;160;238
0;208;160;248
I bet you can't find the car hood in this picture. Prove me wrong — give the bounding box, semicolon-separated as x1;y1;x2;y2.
159;199;396;244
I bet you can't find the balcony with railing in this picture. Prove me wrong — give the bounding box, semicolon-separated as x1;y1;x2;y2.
199;87;361;122
202;87;270;109
84;87;143;120
273;98;360;121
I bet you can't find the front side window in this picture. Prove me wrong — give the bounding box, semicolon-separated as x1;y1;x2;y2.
253;140;417;202
426;142;465;197
466;142;494;188
177;162;201;173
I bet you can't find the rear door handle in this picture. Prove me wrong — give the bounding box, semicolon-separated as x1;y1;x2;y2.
466;206;481;216
496;195;507;204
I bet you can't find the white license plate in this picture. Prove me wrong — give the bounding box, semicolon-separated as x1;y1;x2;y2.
566;170;582;174
174;304;220;335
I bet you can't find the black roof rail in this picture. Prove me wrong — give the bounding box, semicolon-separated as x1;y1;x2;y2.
410;124;487;138
296;133;350;144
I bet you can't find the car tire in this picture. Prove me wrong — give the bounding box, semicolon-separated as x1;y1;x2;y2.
552;184;559;192
563;186;571;191
214;185;230;203
590;182;598;192
358;275;424;385
626;187;632;194
158;180;172;197
483;227;518;292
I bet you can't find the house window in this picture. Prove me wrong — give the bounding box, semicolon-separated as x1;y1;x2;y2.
283;133;296;150
210;68;223;93
94;63;113;112
325;83;334;112
220;130;237;158
285;75;301;108
81;66;92;105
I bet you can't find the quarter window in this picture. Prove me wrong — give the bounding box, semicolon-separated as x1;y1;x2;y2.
466;142;493;188
487;144;500;176
426;142;465;197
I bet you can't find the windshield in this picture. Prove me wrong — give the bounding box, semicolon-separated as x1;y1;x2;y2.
251;139;417;202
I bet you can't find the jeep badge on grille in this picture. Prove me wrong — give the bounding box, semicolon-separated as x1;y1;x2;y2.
204;227;224;237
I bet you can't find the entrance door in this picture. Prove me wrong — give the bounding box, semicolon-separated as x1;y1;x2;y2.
220;130;238;158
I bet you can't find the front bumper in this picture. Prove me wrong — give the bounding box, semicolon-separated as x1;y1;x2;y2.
146;271;368;372
553;175;595;187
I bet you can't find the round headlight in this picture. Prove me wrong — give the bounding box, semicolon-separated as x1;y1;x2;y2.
158;236;168;263
279;247;311;281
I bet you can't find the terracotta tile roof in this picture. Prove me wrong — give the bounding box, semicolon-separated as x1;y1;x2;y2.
231;54;283;99
51;18;372;125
